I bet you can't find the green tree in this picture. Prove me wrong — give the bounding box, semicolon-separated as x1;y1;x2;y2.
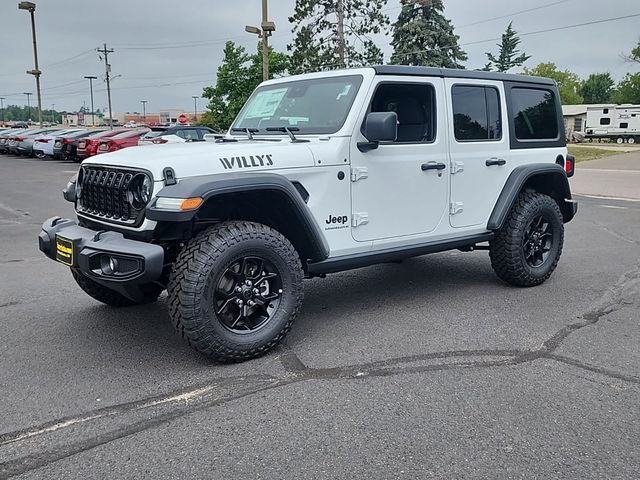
390;0;467;68
288;0;389;74
484;22;530;72
624;39;640;64
612;73;640;104
523;63;583;104
201;41;289;130
580;73;614;104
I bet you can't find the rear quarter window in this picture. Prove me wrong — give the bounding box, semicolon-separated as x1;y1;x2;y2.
511;87;558;140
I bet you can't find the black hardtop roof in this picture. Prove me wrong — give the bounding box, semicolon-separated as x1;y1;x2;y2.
372;65;555;86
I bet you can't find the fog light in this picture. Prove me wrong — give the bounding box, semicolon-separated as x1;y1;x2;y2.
109;257;119;273
100;255;119;275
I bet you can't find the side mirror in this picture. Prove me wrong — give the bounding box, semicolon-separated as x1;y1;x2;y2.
359;111;397;152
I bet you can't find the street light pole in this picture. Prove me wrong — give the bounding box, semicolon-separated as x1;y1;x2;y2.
51;103;55;124
0;97;5;126
141;100;147;124
24;92;33;122
18;2;43;127
84;75;97;126
245;0;275;82
192;96;198;123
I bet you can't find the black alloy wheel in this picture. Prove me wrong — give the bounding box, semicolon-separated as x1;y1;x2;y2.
214;256;282;333
522;214;554;268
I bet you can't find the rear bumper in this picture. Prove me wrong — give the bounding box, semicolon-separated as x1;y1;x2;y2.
38;217;164;300
564;198;578;223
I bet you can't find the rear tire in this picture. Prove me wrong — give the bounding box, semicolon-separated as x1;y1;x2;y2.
489;192;564;287
71;269;163;307
167;221;304;363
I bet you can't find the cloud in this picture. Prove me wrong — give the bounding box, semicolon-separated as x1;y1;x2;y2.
1;0;637;113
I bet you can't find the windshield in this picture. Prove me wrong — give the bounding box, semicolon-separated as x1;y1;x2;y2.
233;75;363;135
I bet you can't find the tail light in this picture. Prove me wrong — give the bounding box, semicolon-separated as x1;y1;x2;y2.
38;138;50;143
15;136;25;142
565;154;575;178
63;138;75;144
152;138;168;144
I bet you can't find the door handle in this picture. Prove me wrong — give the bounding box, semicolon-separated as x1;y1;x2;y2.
485;158;506;166
421;162;447;171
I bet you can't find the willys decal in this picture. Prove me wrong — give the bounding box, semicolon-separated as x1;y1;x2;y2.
219;154;273;170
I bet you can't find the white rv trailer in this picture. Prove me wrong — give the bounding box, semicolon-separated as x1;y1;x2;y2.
584;104;640;143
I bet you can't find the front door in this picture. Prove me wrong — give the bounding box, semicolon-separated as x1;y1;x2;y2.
445;78;511;228
350;77;449;242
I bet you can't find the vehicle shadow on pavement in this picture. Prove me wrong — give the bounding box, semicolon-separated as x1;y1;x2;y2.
64;252;499;365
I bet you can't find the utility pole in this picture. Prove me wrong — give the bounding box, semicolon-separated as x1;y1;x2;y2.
18;2;42;126
336;0;346;68
51;103;55;124
84;75;97;126
192;96;198;122
141;100;147;124
0;97;5;126
97;43;114;130
24;92;33;123
245;0;275;82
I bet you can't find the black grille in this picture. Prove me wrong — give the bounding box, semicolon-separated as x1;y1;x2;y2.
77;166;139;224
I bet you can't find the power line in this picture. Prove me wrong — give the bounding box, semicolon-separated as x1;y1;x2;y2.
458;0;571;28
391;12;640;59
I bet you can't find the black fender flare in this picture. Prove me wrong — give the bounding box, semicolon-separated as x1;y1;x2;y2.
147;172;329;261
487;163;577;230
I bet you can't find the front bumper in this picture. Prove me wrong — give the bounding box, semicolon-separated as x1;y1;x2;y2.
38;217;164;301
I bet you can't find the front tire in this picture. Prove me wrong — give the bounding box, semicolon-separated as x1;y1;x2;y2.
489;192;564;287
167;221;304;363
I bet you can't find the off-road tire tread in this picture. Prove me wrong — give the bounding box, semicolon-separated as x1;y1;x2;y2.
489;192;564;287
167;221;303;363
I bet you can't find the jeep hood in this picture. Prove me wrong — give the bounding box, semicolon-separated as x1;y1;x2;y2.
82;140;315;180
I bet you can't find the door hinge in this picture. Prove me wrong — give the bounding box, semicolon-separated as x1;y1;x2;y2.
451;161;465;174
350;167;368;182
450;202;464;215
352;212;369;227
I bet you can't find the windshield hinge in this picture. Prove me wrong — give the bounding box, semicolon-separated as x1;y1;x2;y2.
350;167;368;182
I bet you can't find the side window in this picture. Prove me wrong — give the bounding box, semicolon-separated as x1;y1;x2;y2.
574;118;583;131
620;122;629;129
367;83;436;143
175;130;187;139
600;118;611;126
183;130;199;141
511;88;559;140
452;85;501;141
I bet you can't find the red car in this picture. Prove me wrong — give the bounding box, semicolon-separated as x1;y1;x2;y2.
96;128;150;155
76;129;129;160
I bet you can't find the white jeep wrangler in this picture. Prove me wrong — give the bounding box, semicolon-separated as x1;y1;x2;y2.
39;66;577;362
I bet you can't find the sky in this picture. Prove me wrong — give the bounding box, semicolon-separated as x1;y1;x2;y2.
0;0;638;114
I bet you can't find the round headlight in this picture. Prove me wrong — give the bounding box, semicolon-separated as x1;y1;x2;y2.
140;175;152;204
128;173;153;210
75;170;83;199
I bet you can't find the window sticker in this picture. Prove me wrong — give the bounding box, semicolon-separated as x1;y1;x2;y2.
243;88;287;119
336;84;352;101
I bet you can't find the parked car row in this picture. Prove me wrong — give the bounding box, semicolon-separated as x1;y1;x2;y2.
0;125;221;162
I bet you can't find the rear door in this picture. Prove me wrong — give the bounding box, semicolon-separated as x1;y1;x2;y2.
445;78;511;228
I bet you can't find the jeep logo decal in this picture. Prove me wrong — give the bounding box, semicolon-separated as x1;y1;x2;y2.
219;154;273;170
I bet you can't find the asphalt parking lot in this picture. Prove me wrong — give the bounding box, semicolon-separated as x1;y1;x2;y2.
1;154;639;479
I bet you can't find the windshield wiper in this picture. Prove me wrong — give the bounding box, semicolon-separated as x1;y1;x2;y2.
231;127;259;140
266;126;309;143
